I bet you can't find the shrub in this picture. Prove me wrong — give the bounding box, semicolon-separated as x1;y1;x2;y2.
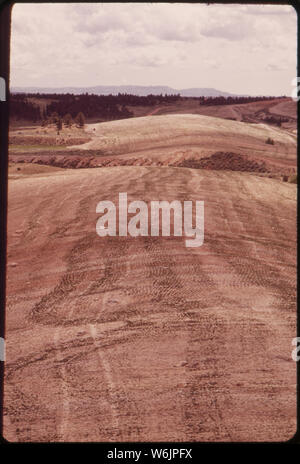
63;113;73;127
56;117;62;132
75;112;85;128
288;174;297;184
265;137;275;145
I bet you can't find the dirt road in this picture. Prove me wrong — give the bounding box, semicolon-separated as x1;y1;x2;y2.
146;107;162;116
4;165;296;442
145;98;296;132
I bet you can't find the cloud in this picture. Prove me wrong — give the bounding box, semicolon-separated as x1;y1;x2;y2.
267;63;287;72
10;3;297;95
242;4;296;16
70;3;202;44
127;54;168;68
201;22;253;41
155;25;199;43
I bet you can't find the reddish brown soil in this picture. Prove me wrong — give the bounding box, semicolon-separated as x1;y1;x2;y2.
175;151;296;178
9;150;296;178
4;114;297;442
4;165;297;442
155;97;297;131
9;114;296;179
178;151;268;172
10;114;296;185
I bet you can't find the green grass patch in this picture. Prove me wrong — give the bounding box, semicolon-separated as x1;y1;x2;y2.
9;144;67;152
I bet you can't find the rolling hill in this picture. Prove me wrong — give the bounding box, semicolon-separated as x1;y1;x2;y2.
5;113;297;442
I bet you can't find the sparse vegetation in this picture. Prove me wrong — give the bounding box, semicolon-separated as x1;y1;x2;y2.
9;144;72;152
264;115;289;127
63;113;73;127
265;137;275;145
288;174;297;183
56;116;63;134
199;95;284;106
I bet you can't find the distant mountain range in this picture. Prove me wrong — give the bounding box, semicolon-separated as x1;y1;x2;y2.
11;85;244;98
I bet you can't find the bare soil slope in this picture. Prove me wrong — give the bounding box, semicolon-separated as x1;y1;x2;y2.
10;114;296;177
73;114;296;157
136;98;296;132
4;164;297;442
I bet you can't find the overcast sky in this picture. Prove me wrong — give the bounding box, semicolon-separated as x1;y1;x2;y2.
10;3;297;95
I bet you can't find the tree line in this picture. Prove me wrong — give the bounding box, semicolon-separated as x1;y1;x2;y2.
10;96;41;122
199;95;286;106
10;92;287;123
10;92;181;123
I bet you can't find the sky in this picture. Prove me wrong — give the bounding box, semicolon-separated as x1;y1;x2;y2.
10;2;297;96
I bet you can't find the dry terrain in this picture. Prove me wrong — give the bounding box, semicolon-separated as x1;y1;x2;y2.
9;113;297;178
129;97;297;133
4;112;297;442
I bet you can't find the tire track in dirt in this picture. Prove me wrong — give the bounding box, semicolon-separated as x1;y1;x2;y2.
16;198;52;246
28;187;98;324
43;185;135;437
53;329;71;441
90;167;234;439
218;173;296;304
89;323;119;430
179;168;295;440
5;166;296;441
